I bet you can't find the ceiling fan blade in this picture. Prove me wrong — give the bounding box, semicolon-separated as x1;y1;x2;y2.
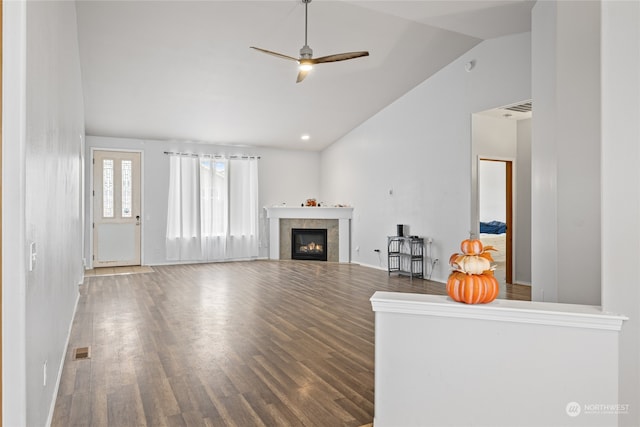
312;51;369;64
296;69;310;83
250;46;298;62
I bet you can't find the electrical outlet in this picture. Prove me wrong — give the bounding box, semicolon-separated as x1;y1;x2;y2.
427;237;434;244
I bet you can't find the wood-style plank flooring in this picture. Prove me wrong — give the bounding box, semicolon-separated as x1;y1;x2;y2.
52;261;530;426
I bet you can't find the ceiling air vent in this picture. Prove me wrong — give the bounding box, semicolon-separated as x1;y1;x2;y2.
504;101;532;113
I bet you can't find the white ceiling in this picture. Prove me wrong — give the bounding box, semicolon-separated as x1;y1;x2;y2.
75;0;534;151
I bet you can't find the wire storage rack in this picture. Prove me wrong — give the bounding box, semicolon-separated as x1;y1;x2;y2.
387;236;424;279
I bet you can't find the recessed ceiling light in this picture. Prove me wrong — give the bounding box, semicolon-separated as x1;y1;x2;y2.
301;134;310;141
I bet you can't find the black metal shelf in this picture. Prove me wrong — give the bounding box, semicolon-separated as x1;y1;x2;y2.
387;236;424;279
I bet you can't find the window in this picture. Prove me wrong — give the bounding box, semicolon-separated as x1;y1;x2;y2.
166;155;259;261
121;160;132;217
102;159;114;218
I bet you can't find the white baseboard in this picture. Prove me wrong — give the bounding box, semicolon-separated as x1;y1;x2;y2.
354;262;387;272
46;290;80;427
147;257;267;267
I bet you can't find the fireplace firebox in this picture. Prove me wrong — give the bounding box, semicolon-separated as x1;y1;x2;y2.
291;228;328;261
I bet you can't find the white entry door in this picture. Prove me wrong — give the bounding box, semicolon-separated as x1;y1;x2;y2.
93;150;141;267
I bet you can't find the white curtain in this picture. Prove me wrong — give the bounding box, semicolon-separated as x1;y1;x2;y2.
166;156;202;260
227;158;259;259
166;154;259;262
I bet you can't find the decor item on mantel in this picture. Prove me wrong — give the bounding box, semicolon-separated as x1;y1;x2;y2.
303;198;319;207
446;238;499;304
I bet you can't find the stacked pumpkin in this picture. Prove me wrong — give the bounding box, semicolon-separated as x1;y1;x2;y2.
447;239;499;304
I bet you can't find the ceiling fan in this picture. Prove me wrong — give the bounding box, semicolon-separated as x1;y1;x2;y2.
250;0;369;83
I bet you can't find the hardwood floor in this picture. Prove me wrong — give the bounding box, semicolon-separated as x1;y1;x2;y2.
52;261;530;426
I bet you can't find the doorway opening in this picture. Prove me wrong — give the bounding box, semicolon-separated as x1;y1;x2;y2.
478;159;512;284
471;100;532;288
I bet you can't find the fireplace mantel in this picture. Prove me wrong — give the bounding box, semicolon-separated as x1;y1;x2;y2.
266;206;353;263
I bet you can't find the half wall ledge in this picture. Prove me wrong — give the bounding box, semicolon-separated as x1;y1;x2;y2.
370;292;627;330
370;292;628;427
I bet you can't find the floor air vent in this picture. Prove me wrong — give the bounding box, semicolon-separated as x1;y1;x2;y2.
73;346;91;360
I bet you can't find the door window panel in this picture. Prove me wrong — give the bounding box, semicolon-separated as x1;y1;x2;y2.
121;160;132;217
103;159;114;218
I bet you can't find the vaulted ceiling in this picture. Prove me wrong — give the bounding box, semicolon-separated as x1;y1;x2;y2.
75;0;534;151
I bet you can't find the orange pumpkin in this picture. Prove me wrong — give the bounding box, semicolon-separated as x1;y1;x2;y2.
446;271;499;304
460;239;484;255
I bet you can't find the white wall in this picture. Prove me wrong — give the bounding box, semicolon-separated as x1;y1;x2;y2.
320;32;531;282
3;2;87;426
556;1;601;305
3;1;28;425
371;292;624;427
472;114;518;158
600;0;640;424
85;136;320;265
531;1;558;303
532;0;601;305
478;161;506;222
516;119;532;284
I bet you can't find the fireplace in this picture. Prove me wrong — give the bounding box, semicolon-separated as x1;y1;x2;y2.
266;206;353;263
291;228;328;261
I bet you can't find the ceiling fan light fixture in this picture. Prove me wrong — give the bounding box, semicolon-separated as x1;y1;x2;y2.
299;62;313;72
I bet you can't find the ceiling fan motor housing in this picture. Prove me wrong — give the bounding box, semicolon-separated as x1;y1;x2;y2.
299;44;313;59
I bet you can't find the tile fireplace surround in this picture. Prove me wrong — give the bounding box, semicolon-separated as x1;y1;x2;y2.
265;206;354;263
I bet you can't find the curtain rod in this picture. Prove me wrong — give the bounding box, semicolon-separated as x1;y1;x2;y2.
163;151;260;159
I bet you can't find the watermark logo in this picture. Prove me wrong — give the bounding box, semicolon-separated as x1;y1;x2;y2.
566;402;581;417
566;401;630;417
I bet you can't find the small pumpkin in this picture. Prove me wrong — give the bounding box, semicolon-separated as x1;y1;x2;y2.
446;271;499;304
460;239;484;255
450;254;491;275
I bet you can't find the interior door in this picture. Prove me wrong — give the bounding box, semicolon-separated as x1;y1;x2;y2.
93;150;141;267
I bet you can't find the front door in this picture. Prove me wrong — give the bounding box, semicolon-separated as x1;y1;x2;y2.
93;150;141;267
